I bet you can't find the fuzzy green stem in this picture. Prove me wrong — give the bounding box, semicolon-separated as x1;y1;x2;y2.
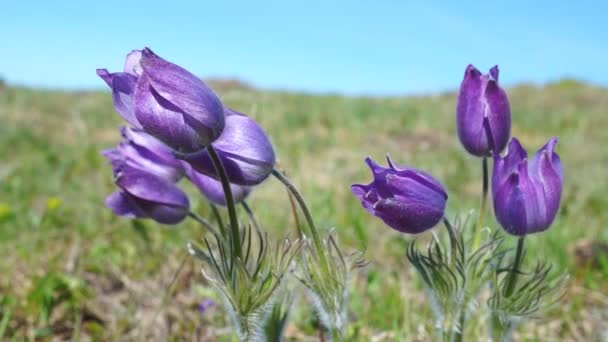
271;168;326;262
504;237;525;298
207;145;242;259
241;201;261;233
443;217;464;342
188;212;218;236
473;157;489;250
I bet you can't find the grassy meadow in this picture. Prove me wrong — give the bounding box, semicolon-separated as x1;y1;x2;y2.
0;79;607;340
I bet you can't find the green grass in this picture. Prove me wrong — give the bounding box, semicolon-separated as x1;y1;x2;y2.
1;79;607;340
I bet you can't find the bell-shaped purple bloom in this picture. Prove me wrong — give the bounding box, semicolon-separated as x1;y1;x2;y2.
133;48;225;153
180;108;276;186
186;165;251;206
106;168;190;225
103;127;189;224
103;126;186;182
98;48;225;153
351;156;448;234
457;64;511;156
492;137;564;236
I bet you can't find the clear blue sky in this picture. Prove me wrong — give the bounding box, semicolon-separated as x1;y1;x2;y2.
1;1;606;95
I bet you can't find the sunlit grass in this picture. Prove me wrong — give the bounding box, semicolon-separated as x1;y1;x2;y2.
0;80;607;340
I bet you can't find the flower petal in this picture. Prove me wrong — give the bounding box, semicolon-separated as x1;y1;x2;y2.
116;167;189;209
124;50;142;76
373;197;444;234
187;167;251;206
139;48;225;144
105;191;145;218
97;69;141;127
181;113;275;185
134;73;209;152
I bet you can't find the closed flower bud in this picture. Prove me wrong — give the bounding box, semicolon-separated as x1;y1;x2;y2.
351;156;447;234
186;165;251;206
103;126;186;182
457;64;511;156
99;48;225;153
106;168;190;225
492;137;564;236
104;127;189;224
180;108;276;186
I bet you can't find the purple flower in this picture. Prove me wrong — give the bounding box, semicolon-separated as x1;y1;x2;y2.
104;127;189;224
186;165;251;206
98;48;225;153
351;156;448;234
104;127;186;182
180;108;276;186
457;64;511;157
198;298;217;315
492;137;564;236
105;168;190;225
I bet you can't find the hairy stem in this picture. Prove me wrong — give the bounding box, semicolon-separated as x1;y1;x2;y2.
188;212;218;236
473;157;489;249
241;200;261;233
207;145;242;259
504;237;525;298
271;168;326;263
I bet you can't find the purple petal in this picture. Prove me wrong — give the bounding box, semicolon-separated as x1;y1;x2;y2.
387;159;448;200
493;171;529;236
373;197;444;234
105;191;145;218
483;79;511;153
489;65;499;81
181;113;275;185
134;74;210;153
124;50;142;76
96;69;141;128
457;65;486;156
97;68;112;87
493;138;527;196
529;137;563;230
385;173;447;208
116;167;189;209
187;167;251;206
139;48;225;146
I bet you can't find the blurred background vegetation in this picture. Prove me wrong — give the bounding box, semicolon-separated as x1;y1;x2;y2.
0;79;607;340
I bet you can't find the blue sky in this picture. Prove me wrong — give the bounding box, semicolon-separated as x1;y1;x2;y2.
1;1;606;95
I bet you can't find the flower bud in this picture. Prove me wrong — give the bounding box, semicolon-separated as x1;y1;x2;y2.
492;137;564;235
106;167;190;225
103;127;189;224
180;108;275;186
99;48;225;153
351;156;447;234
457;64;511;156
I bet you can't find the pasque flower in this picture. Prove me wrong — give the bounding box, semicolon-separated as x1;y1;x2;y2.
180;108;276;186
457;64;511;156
351;156;447;234
104;127;189;224
104;126;186;182
186;165;251;206
492;137;564;236
98;48;225;153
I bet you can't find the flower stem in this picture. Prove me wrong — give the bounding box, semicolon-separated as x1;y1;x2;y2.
504;237;525;298
473;157;489;250
188;212;218;236
207;145;242;259
271;168;327;263
241;200;261;233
